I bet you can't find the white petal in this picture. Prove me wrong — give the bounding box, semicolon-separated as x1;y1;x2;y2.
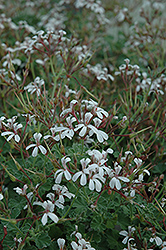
119;231;128;237
80;173;87;186
32;147;38;157
64;170;71;180
57;238;65;249
116;179;121;190
26;144;36;150
89;179;94;190
1;131;13;137
39;145;47;155
155;236;162;246
94;179;102;192
7;133;15;141
72;172;82;182
15;134;20;142
48;212;59;223
0;193;3;200
118;176;130;182
79;126;87;137
41;213;48;225
55;172;63;184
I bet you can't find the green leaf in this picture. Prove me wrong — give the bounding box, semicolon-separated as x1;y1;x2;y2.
91;215;106;231
35;232;51;248
73;196;88;214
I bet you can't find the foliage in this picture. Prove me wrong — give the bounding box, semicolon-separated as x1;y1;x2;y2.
0;0;166;249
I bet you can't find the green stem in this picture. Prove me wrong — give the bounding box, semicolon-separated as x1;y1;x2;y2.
61;187;80;220
50;57;64;99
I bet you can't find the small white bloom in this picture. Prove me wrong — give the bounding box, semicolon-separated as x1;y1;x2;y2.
57;238;65;250
1;122;22;142
34;200;58;225
150;235;162;246
72;158;90;186
13;184;28;195
119;226;136;244
54;156;72;184
24;77;44;96
0;193;3;200
26;132;47;157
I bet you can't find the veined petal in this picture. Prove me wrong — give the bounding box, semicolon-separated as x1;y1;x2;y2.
89;179;94;191
80;173;87;186
94;179;102;192
26;144;36;150
7;133;15;141
119;230;128;237
55;172;63;184
15;134;20;142
48;212;59;223
79;126;87;137
116;179;121;190
39;145;47;155
1;131;13;137
72;172;82;182
32;147;38;157
64;170;71;180
118;176;130;182
41;213;48;226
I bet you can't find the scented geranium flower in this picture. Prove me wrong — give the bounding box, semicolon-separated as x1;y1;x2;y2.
52;184;75;200
82;99;108;119
45;116;76;141
54;156;72;183
34;200;58;226
109;163;130;190
87;148;113;176
89;174;105;192
60;99;78;117
24;77;44;96
74;112;93;137
150;235;162;246
88;124;108;143
71;232;96;250
13;184;28;196
119;226;136;244
72;158;91;186
47;184;75;209
1;122;23;142
26;132;47;157
57;238;65;250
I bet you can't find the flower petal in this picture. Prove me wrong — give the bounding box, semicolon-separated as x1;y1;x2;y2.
48;212;59;223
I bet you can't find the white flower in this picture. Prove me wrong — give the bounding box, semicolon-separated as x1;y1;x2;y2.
13;184;28;195
54;156;72;183
26;132;47;157
119;226;136;244
150;235;162;246
74;112;93;137
109;163;130;190
34;200;58;225
72;158;90;186
71;231;96;250
134;158;142;167
1;122;22;142
57;238;65;250
45;116;76;141
89;174;105;192
88;124;108;143
24;77;44;96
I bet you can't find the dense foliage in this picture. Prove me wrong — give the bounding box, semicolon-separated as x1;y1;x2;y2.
0;0;166;249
